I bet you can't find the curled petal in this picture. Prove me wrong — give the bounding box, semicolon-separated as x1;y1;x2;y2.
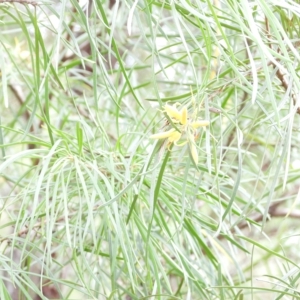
168;130;181;143
150;128;177;139
191;120;210;128
189;143;198;165
175;140;188;147
164;105;182;122
180;106;188;125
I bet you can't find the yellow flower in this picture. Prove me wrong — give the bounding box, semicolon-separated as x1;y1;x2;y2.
151;103;209;164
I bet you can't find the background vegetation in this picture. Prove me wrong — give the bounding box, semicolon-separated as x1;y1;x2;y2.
1;0;300;299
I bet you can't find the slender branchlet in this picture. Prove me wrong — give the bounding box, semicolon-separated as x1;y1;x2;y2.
265;16;300;114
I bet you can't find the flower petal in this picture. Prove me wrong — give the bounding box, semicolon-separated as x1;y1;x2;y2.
168;130;181;143
180;106;188;125
191;120;209;128
150;128;176;139
164;104;182;122
189;143;198;165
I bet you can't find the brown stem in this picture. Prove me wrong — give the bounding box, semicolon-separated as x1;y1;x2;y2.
265;16;300;114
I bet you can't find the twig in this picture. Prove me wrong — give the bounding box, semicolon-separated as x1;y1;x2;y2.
217;200;300;242
265;16;300;114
